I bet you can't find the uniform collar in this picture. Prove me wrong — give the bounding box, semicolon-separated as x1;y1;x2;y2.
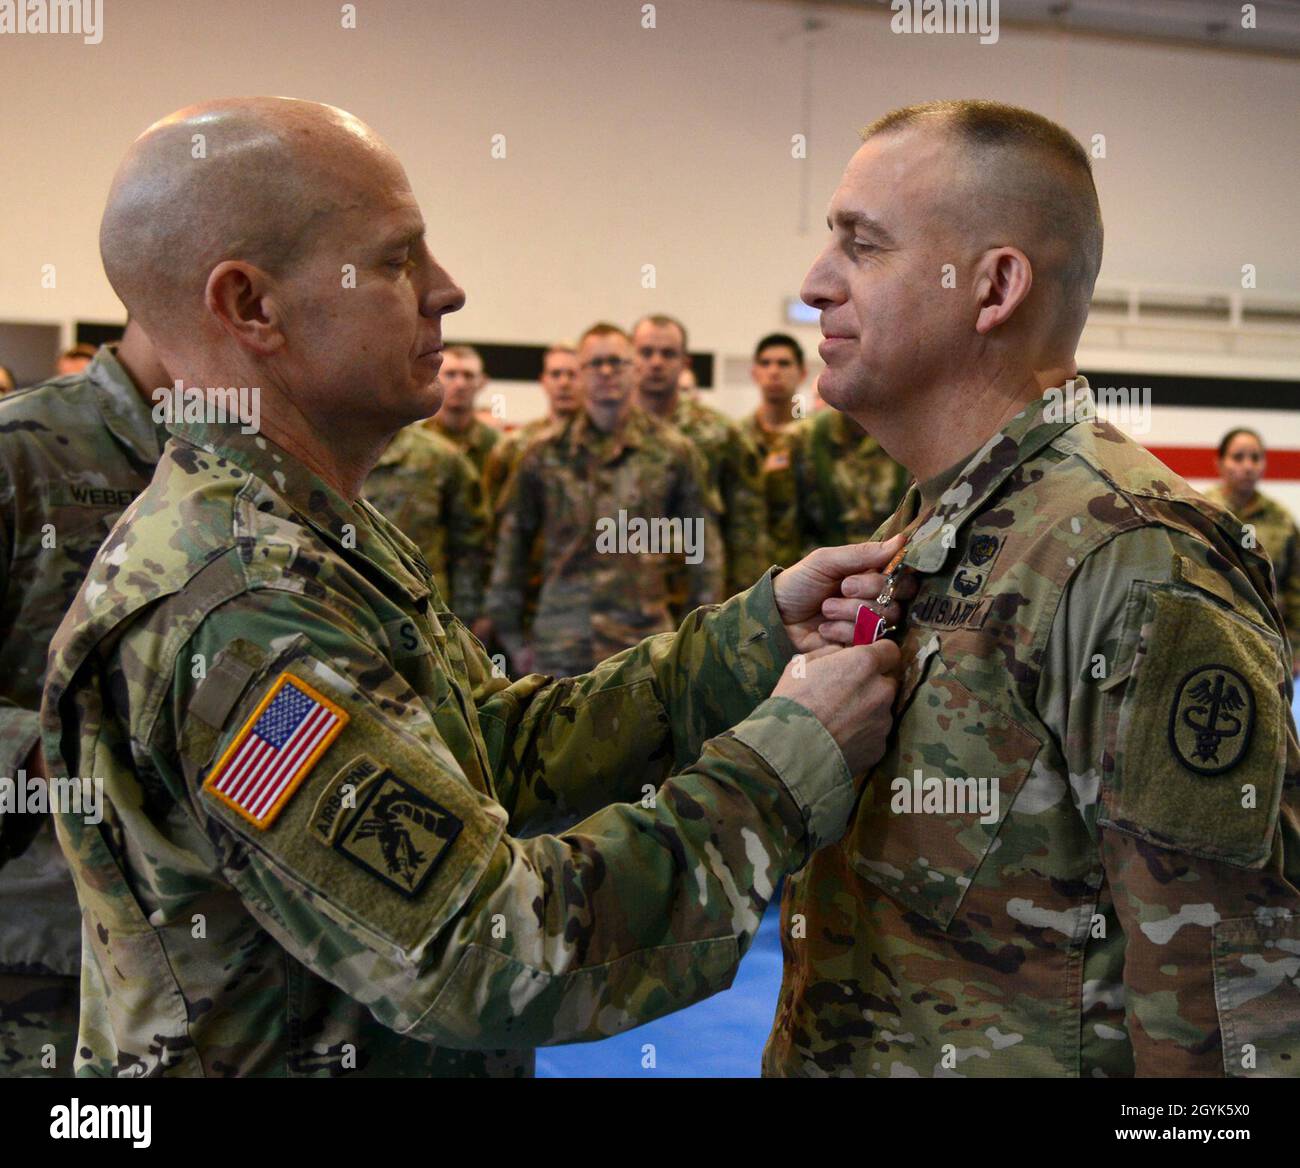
904;377;1095;574
166;414;432;607
87;344;169;463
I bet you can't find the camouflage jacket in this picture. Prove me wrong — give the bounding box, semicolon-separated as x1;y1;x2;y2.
486;407;724;676
795;408;908;549
1202;484;1300;659
671;398;769;594
430;415;500;477
770;382;1300;1078
482;417;557;512
0;346;167;979
363;424;488;622
41;414;855;1077
740;412;803;569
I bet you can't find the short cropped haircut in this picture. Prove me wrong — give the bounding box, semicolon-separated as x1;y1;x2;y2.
444;344;483;366
863;100;1104;311
754;332;805;367
579;322;631;348
632;314;688;353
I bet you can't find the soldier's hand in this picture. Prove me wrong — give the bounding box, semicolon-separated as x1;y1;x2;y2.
773;641;901;776
773;535;915;653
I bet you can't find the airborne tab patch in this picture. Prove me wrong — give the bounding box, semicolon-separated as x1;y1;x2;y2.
203;673;348;830
333;772;463;898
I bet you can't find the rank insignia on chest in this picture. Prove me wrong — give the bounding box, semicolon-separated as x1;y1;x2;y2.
965;533;1002;566
927;532;1006;603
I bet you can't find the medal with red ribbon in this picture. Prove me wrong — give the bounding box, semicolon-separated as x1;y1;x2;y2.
851;508;933;646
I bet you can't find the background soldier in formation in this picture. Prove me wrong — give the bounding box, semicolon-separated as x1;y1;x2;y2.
632;314;768;598
363;423;489;622
741;333;810;568
427;345;500;475
489;323;723;676
795;407;908;550
483;343;583;511
742;333;907;568
0;322;171;1076
1205;428;1300;675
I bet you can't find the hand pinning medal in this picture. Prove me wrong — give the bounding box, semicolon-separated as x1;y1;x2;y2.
819;532;918;647
852;540;909;644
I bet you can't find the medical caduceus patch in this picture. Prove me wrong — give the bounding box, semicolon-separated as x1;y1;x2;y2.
1168;664;1256;776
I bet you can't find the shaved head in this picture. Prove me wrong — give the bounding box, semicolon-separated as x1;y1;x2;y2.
100;97;402;341
94;96;466;499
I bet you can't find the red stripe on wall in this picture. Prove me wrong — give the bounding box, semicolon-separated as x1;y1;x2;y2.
1146;446;1300;481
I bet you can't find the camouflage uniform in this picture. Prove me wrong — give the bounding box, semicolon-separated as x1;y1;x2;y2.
483;418;555;512
430;415;500;478
41;413;856;1077
1203;484;1300;662
740;413;803;569
0;346;167;1076
363;424;489;622
795;408;908;549
671;398;768;595
482;418;560;647
487;407;724;677
769;380;1300;1077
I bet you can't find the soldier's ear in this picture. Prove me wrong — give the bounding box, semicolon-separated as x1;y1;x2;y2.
204;261;286;355
972;247;1032;336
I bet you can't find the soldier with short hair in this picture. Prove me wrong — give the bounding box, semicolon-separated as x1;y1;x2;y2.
483;343;582;511
43;98;906;1077
633;314;769;597
0;323;171;1076
428;344;499;475
773;99;1300;1077
741;333;809;569
490;322;724;677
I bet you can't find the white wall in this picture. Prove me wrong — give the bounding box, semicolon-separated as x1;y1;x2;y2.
1;0;1296;441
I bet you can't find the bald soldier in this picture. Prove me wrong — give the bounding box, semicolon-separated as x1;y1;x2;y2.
41;97;906;1077
0;323;171;1076
772;100;1300;1078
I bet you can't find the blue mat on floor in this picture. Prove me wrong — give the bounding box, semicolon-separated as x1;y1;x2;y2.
536;896;784;1078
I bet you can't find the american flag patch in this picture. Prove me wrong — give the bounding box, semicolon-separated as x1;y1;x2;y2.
203;673;349;830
